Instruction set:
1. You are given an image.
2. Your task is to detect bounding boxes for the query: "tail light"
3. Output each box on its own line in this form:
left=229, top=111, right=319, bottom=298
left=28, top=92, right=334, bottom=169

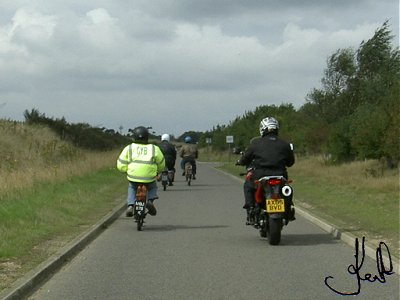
left=267, top=179, right=281, bottom=186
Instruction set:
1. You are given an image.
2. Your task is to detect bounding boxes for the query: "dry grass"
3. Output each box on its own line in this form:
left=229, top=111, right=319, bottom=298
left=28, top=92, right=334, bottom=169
left=0, top=119, right=121, bottom=195
left=293, top=156, right=399, bottom=192
left=290, top=156, right=399, bottom=257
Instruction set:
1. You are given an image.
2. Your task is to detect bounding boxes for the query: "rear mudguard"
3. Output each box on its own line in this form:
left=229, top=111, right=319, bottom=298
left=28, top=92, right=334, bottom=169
left=268, top=213, right=283, bottom=220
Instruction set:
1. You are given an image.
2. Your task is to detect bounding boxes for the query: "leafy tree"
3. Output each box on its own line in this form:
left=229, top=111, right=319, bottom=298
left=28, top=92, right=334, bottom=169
left=349, top=104, right=388, bottom=159
left=24, top=108, right=46, bottom=125
left=356, top=20, right=397, bottom=106
left=327, top=117, right=355, bottom=162
left=306, top=48, right=357, bottom=124
left=304, top=20, right=399, bottom=162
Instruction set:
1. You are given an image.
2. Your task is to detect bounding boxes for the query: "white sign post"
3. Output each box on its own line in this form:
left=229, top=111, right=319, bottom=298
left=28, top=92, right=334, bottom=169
left=226, top=136, right=234, bottom=162
left=206, top=138, right=212, bottom=159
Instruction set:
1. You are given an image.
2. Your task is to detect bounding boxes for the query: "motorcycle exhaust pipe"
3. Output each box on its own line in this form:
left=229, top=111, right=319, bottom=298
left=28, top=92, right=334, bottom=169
left=281, top=185, right=292, bottom=197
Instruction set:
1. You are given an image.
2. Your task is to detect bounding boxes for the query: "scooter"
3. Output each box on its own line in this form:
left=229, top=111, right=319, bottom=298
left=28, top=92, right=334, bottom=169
left=133, top=184, right=149, bottom=231
left=161, top=169, right=169, bottom=191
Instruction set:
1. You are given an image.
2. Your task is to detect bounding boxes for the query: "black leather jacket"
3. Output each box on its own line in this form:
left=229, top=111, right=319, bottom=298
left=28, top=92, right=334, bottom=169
left=158, top=141, right=177, bottom=169
left=239, top=132, right=294, bottom=178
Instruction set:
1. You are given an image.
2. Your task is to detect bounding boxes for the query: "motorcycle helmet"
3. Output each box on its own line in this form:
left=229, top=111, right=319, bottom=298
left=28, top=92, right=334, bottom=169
left=184, top=136, right=192, bottom=143
left=132, top=126, right=149, bottom=143
left=259, top=117, right=279, bottom=136
left=161, top=134, right=170, bottom=142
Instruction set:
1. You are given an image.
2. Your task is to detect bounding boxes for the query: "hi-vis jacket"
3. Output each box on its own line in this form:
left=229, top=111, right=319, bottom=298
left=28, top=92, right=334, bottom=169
left=117, top=142, right=165, bottom=183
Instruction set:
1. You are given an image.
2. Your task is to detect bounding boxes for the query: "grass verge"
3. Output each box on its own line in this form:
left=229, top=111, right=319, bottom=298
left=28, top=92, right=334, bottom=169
left=0, top=167, right=127, bottom=292
left=217, top=156, right=399, bottom=259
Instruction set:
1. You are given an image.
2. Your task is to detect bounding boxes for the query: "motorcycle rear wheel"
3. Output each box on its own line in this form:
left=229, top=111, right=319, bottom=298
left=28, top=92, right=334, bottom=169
left=268, top=218, right=282, bottom=245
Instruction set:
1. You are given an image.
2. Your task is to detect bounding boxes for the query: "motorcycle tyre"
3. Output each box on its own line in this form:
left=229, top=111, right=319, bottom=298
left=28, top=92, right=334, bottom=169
left=268, top=217, right=282, bottom=245
left=137, top=217, right=144, bottom=231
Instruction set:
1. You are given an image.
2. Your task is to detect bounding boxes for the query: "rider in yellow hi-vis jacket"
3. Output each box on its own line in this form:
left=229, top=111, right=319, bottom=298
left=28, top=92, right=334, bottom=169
left=117, top=126, right=165, bottom=217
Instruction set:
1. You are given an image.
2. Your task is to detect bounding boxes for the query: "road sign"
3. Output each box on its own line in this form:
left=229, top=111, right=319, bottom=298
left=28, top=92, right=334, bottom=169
left=226, top=136, right=233, bottom=144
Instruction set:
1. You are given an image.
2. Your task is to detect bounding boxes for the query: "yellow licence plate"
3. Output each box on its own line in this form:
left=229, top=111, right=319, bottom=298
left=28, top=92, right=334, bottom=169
left=266, top=199, right=285, bottom=213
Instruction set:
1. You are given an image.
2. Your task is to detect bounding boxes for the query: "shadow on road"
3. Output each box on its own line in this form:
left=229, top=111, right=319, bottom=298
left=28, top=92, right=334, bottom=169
left=139, top=224, right=230, bottom=232
left=280, top=233, right=339, bottom=246
left=159, top=188, right=207, bottom=192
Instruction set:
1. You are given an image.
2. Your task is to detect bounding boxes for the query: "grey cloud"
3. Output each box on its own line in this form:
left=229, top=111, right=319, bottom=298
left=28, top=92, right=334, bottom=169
left=0, top=0, right=397, bottom=136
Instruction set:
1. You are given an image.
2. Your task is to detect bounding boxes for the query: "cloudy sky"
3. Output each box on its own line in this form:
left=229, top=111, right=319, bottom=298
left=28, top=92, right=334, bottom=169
left=0, top=1, right=398, bottom=136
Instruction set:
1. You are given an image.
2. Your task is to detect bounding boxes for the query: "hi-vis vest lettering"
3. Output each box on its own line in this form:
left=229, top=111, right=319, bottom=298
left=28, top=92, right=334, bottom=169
left=136, top=146, right=148, bottom=156
left=128, top=144, right=155, bottom=165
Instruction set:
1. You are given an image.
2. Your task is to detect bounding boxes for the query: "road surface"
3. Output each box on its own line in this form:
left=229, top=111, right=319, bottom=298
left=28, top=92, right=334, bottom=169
left=29, top=162, right=399, bottom=300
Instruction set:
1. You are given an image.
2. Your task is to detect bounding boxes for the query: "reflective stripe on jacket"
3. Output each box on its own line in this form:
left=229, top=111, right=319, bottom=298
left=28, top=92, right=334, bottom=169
left=117, top=143, right=165, bottom=183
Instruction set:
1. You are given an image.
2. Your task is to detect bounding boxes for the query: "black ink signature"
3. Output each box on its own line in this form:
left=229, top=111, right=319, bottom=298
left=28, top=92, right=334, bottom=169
left=324, top=236, right=395, bottom=296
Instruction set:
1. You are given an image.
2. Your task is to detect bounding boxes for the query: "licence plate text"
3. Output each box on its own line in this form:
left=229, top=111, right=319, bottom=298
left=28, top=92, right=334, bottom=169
left=266, top=199, right=285, bottom=213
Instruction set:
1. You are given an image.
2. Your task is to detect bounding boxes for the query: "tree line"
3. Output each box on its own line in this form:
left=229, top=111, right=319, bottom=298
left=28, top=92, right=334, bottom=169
left=23, top=109, right=131, bottom=151
left=195, top=21, right=399, bottom=166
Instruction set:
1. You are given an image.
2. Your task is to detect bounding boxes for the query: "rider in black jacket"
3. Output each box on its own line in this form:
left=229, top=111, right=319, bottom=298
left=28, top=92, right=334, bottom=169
left=158, top=134, right=177, bottom=185
left=238, top=117, right=295, bottom=219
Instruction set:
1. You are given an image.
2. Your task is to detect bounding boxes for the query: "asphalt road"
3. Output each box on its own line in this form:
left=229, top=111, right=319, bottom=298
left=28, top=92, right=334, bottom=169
left=29, top=162, right=399, bottom=300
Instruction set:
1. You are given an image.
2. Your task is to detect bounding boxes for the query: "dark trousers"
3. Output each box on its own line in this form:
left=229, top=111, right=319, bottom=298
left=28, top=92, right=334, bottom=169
left=243, top=180, right=256, bottom=208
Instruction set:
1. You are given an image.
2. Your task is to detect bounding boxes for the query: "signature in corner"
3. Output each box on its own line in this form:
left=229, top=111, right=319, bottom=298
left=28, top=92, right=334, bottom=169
left=324, top=236, right=395, bottom=296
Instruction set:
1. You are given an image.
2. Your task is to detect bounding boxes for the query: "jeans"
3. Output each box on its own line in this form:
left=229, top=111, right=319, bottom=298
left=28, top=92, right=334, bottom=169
left=127, top=181, right=158, bottom=206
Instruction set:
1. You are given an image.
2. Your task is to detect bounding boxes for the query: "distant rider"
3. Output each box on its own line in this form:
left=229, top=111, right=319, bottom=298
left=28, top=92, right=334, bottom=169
left=158, top=133, right=177, bottom=186
left=237, top=117, right=295, bottom=221
left=117, top=126, right=165, bottom=217
left=180, top=136, right=198, bottom=179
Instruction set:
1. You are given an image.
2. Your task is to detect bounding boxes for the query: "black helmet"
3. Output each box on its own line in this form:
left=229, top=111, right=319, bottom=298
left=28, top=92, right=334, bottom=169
left=132, top=126, right=149, bottom=143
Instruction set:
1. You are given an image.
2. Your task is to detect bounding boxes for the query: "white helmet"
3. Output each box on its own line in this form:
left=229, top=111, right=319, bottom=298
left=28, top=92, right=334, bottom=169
left=259, top=117, right=279, bottom=136
left=161, top=134, right=170, bottom=142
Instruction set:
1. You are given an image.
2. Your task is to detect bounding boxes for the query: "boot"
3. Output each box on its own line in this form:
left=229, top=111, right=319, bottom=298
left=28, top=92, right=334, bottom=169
left=289, top=206, right=296, bottom=221
left=126, top=205, right=133, bottom=217
left=246, top=207, right=255, bottom=225
left=146, top=201, right=157, bottom=216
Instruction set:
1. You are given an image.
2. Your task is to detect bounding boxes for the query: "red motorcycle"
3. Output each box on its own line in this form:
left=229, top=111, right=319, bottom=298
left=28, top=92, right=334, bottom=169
left=255, top=175, right=294, bottom=245
left=242, top=168, right=295, bottom=245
